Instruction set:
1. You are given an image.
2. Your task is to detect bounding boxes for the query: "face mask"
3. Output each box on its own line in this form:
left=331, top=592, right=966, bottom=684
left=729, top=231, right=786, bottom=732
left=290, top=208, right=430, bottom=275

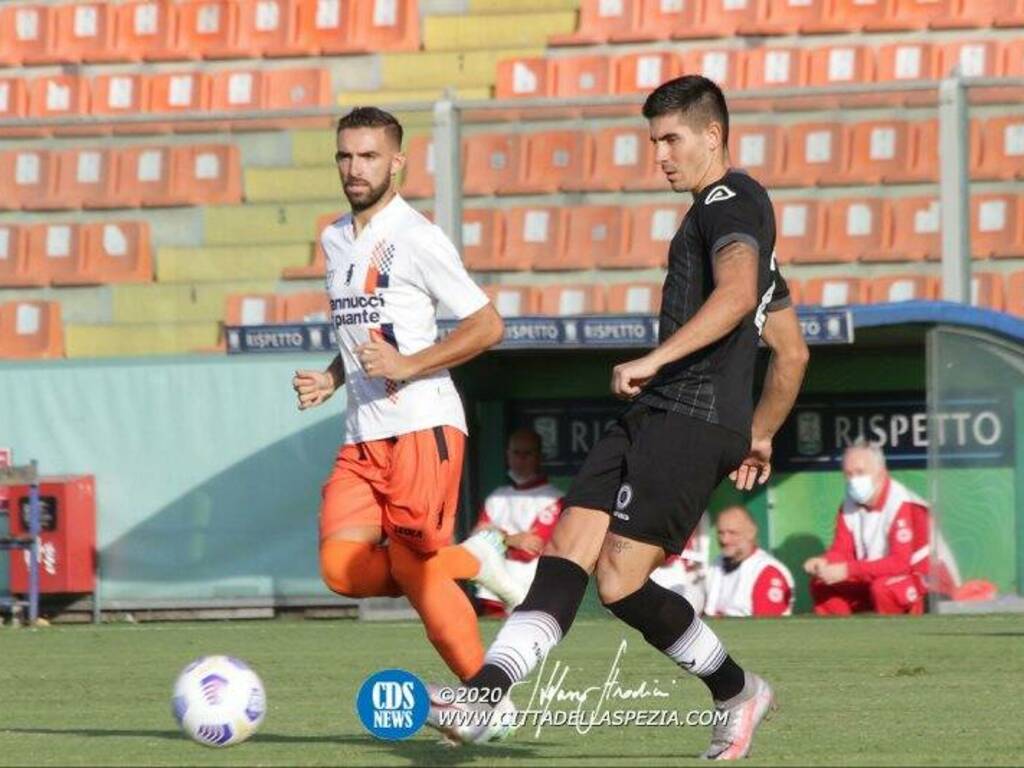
left=847, top=474, right=876, bottom=505
left=509, top=470, right=538, bottom=487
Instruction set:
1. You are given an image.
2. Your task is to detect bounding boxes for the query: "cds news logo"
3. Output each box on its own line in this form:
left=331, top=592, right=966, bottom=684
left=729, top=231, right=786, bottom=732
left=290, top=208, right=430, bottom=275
left=356, top=669, right=429, bottom=741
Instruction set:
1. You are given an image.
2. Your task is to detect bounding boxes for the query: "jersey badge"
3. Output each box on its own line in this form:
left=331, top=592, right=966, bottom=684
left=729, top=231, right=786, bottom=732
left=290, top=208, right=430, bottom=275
left=704, top=185, right=737, bottom=205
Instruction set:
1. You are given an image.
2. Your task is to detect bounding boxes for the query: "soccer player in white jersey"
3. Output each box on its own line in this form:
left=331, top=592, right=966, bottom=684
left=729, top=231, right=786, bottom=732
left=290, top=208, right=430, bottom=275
left=291, top=107, right=522, bottom=681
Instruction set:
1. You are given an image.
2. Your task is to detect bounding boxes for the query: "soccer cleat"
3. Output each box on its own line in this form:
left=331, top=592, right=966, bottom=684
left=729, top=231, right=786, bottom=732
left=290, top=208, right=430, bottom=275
left=425, top=683, right=518, bottom=745
left=700, top=672, right=776, bottom=760
left=460, top=529, right=528, bottom=608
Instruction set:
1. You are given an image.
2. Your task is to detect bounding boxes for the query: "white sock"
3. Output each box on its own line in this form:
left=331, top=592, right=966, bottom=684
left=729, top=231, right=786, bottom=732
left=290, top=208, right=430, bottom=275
left=482, top=610, right=562, bottom=685
left=663, top=617, right=727, bottom=677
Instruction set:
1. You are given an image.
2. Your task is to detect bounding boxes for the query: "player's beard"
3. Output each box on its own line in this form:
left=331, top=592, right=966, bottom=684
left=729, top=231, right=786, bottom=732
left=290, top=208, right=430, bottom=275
left=344, top=175, right=391, bottom=213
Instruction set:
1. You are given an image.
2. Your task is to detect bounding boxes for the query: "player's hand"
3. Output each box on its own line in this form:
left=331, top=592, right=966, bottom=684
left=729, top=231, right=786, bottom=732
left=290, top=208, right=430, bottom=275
left=507, top=532, right=544, bottom=556
left=803, top=556, right=826, bottom=576
left=356, top=339, right=414, bottom=380
left=292, top=369, right=336, bottom=410
left=730, top=435, right=773, bottom=490
left=818, top=562, right=848, bottom=585
left=611, top=355, right=660, bottom=399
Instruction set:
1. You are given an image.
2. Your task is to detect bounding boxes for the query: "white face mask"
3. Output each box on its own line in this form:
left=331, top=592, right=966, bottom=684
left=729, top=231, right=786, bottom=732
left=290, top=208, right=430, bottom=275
left=508, top=470, right=538, bottom=487
left=847, top=474, right=876, bottom=505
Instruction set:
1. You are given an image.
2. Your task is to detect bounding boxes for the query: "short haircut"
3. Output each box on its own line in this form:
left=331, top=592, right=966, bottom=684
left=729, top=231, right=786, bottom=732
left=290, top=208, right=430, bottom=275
left=642, top=75, right=730, bottom=146
left=846, top=438, right=887, bottom=470
left=336, top=106, right=403, bottom=149
left=507, top=427, right=542, bottom=453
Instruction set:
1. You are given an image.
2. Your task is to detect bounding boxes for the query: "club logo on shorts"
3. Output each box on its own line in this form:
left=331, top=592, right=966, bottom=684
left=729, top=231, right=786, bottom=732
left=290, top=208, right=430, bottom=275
left=704, top=185, right=736, bottom=205
left=615, top=483, right=633, bottom=512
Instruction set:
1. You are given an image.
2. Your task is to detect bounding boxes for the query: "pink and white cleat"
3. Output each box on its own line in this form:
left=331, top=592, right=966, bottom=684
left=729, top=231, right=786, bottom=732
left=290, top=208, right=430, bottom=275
left=700, top=672, right=776, bottom=760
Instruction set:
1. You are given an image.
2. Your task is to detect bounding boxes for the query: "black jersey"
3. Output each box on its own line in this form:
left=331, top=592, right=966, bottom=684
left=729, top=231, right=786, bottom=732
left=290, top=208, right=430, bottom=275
left=635, top=169, right=790, bottom=439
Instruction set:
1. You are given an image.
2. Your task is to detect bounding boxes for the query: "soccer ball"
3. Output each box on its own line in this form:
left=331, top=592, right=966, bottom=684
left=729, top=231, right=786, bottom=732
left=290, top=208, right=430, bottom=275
left=171, top=655, right=266, bottom=747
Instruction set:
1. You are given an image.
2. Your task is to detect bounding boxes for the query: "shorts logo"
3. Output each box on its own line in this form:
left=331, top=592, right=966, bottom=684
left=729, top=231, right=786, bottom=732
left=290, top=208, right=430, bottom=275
left=615, top=483, right=633, bottom=511
left=704, top=185, right=736, bottom=205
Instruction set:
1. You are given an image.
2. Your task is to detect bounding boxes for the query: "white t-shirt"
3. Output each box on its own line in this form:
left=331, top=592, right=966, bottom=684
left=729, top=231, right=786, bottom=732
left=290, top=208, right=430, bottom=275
left=321, top=194, right=489, bottom=444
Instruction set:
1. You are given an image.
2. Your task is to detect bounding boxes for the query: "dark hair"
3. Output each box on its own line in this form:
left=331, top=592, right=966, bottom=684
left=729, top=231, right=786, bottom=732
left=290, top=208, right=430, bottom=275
left=336, top=106, right=403, bottom=149
left=642, top=75, right=729, bottom=147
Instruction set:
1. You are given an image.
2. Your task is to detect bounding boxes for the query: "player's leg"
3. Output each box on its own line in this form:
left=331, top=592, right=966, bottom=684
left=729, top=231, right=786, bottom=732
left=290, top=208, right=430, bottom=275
left=869, top=575, right=925, bottom=615
left=810, top=579, right=871, bottom=615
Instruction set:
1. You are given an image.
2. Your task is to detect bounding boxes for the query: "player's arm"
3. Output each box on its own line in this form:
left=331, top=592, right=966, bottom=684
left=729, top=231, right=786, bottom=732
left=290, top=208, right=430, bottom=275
left=292, top=354, right=345, bottom=411
left=612, top=240, right=759, bottom=398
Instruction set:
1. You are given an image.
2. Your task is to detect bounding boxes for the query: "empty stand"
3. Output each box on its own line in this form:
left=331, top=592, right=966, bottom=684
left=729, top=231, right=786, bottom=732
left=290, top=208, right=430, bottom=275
left=740, top=0, right=829, bottom=35
left=57, top=221, right=154, bottom=285
left=504, top=207, right=565, bottom=271
left=116, top=0, right=183, bottom=61
left=774, top=199, right=824, bottom=264
left=876, top=197, right=941, bottom=263
left=971, top=194, right=1024, bottom=259
left=463, top=133, right=522, bottom=196
left=148, top=72, right=212, bottom=122
left=614, top=52, right=680, bottom=94
left=607, top=282, right=662, bottom=314
left=2, top=4, right=59, bottom=66
left=283, top=291, right=330, bottom=322
left=237, top=0, right=306, bottom=58
left=483, top=284, right=539, bottom=317
left=675, top=0, right=752, bottom=38
left=177, top=0, right=243, bottom=60
left=684, top=48, right=744, bottom=93
left=729, top=124, right=786, bottom=188
left=172, top=145, right=243, bottom=205
left=834, top=121, right=921, bottom=185
left=868, top=274, right=938, bottom=303
left=0, top=78, right=29, bottom=124
left=461, top=209, right=510, bottom=271
left=814, top=198, right=888, bottom=263
left=27, top=223, right=86, bottom=285
left=612, top=0, right=698, bottom=43
left=282, top=212, right=341, bottom=279
left=55, top=2, right=119, bottom=63
left=559, top=206, right=628, bottom=271
left=801, top=45, right=876, bottom=108
left=549, top=0, right=636, bottom=45
left=500, top=131, right=586, bottom=195
left=994, top=0, right=1024, bottom=27
left=776, top=122, right=845, bottom=187
left=970, top=272, right=1005, bottom=310
left=803, top=0, right=886, bottom=32
left=864, top=0, right=952, bottom=31
left=801, top=276, right=867, bottom=306
left=0, top=149, right=59, bottom=211
left=54, top=148, right=119, bottom=209
left=401, top=135, right=435, bottom=200
left=554, top=56, right=613, bottom=99
left=0, top=301, right=64, bottom=359
left=28, top=75, right=89, bottom=124
left=226, top=293, right=286, bottom=325
left=496, top=57, right=552, bottom=99
left=972, top=116, right=1024, bottom=180
left=91, top=74, right=148, bottom=129
left=0, top=225, right=46, bottom=288
left=564, top=127, right=651, bottom=192
left=116, top=146, right=182, bottom=207
left=538, top=284, right=605, bottom=315
left=743, top=47, right=805, bottom=92
left=617, top=204, right=681, bottom=268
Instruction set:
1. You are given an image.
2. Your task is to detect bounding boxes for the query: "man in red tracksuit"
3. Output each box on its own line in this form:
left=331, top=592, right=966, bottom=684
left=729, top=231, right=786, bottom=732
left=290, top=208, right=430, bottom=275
left=804, top=440, right=929, bottom=615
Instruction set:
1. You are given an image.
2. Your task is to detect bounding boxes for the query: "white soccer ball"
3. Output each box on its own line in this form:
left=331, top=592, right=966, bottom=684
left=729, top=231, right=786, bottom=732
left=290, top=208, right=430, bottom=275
left=172, top=655, right=266, bottom=747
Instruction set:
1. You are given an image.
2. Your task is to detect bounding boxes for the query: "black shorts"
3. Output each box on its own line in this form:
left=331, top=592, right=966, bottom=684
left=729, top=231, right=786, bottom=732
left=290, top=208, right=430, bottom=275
left=562, top=404, right=748, bottom=554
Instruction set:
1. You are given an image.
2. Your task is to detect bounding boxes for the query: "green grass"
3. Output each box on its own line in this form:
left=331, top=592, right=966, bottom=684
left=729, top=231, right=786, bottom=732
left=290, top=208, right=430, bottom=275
left=1, top=614, right=1023, bottom=766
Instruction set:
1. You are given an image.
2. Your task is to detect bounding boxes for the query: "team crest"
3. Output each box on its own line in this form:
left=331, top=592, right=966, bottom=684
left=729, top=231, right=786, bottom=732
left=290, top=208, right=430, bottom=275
left=704, top=185, right=737, bottom=205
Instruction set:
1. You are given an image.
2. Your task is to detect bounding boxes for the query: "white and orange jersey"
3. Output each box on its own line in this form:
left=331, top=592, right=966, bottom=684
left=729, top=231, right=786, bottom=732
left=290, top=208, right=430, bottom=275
left=321, top=194, right=489, bottom=444
left=704, top=549, right=794, bottom=618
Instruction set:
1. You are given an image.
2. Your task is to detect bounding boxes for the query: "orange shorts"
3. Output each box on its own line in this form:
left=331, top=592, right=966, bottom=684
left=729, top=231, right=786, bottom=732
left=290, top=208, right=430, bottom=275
left=319, top=425, right=465, bottom=554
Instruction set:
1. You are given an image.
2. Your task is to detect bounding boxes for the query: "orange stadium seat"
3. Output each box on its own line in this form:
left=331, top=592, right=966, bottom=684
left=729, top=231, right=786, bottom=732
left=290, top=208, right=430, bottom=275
left=774, top=199, right=824, bottom=264
left=994, top=0, right=1024, bottom=26
left=0, top=225, right=45, bottom=288
left=2, top=4, right=59, bottom=66
left=460, top=209, right=510, bottom=272
left=263, top=67, right=330, bottom=113
left=55, top=221, right=153, bottom=285
left=226, top=293, right=286, bottom=325
left=495, top=57, right=552, bottom=99
left=620, top=204, right=682, bottom=268
left=550, top=0, right=636, bottom=45
left=503, top=207, right=564, bottom=271
left=613, top=0, right=698, bottom=42
left=739, top=0, right=828, bottom=35
left=0, top=77, right=29, bottom=123
left=971, top=194, right=1024, bottom=259
left=347, top=0, right=419, bottom=52
left=463, top=133, right=522, bottom=196
left=28, top=75, right=89, bottom=123
left=937, top=40, right=1000, bottom=78
left=0, top=149, right=59, bottom=211
left=115, top=1, right=184, bottom=62
left=54, top=2, right=119, bottom=63
left=776, top=122, right=845, bottom=187
left=683, top=48, right=744, bottom=93
left=1008, top=270, right=1024, bottom=316
left=54, top=148, right=119, bottom=210
left=210, top=70, right=265, bottom=112
left=283, top=291, right=330, bottom=322
left=802, top=276, right=867, bottom=307
left=675, top=0, right=752, bottom=38
left=970, top=273, right=1005, bottom=310
left=875, top=41, right=940, bottom=106
left=801, top=45, right=876, bottom=108
left=538, top=284, right=606, bottom=315
left=236, top=0, right=303, bottom=57
left=172, top=144, right=242, bottom=205
left=834, top=121, right=917, bottom=185
left=0, top=301, right=64, bottom=359
left=288, top=0, right=356, bottom=54
left=874, top=197, right=941, bottom=263
left=803, top=0, right=885, bottom=32
left=868, top=274, right=938, bottom=303
left=812, top=198, right=888, bottom=263
left=785, top=277, right=803, bottom=305
left=483, top=285, right=540, bottom=317
left=401, top=135, right=435, bottom=200
left=729, top=124, right=786, bottom=188
left=148, top=72, right=213, bottom=128
left=90, top=74, right=148, bottom=130
left=116, top=146, right=185, bottom=207
left=27, top=223, right=86, bottom=284
left=614, top=52, right=681, bottom=94
left=554, top=56, right=613, bottom=99
left=972, top=116, right=1024, bottom=180
left=559, top=206, right=627, bottom=271
left=742, top=47, right=805, bottom=92
left=500, top=131, right=586, bottom=195
left=177, top=0, right=242, bottom=59
left=607, top=282, right=662, bottom=314
left=932, top=0, right=1000, bottom=27
left=564, top=127, right=650, bottom=192
left=864, top=0, right=952, bottom=31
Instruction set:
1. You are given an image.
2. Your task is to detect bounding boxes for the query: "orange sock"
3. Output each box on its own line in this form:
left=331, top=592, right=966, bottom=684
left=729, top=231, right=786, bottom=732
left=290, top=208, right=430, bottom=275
left=319, top=539, right=403, bottom=598
left=389, top=539, right=485, bottom=681
left=435, top=543, right=480, bottom=581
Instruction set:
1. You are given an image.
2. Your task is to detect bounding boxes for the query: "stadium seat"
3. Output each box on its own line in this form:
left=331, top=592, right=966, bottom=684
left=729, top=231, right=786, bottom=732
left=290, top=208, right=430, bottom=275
left=289, top=0, right=361, bottom=54
left=115, top=146, right=184, bottom=207
left=938, top=40, right=1000, bottom=78
left=875, top=42, right=940, bottom=106
left=0, top=77, right=29, bottom=123
left=27, top=223, right=86, bottom=285
left=868, top=275, right=938, bottom=303
left=564, top=126, right=650, bottom=192
left=614, top=52, right=680, bottom=94
left=495, top=57, right=552, bottom=99
left=560, top=206, right=628, bottom=271
left=177, top=0, right=243, bottom=59
left=55, top=221, right=154, bottom=286
left=463, top=133, right=522, bottom=196
left=864, top=0, right=951, bottom=31
left=54, top=2, right=118, bottom=63
left=554, top=56, right=613, bottom=99
left=225, top=293, right=286, bottom=325
left=401, top=135, right=435, bottom=200
left=814, top=198, right=888, bottom=263
left=970, top=272, right=1005, bottom=310
left=803, top=0, right=885, bottom=32
left=0, top=300, right=64, bottom=359
left=0, top=149, right=59, bottom=211
left=28, top=75, right=89, bottom=123
left=801, top=45, right=876, bottom=109
left=834, top=121, right=918, bottom=185
left=606, top=282, right=662, bottom=314
left=0, top=225, right=45, bottom=288
left=729, top=124, right=786, bottom=188
left=684, top=48, right=744, bottom=93
left=619, top=204, right=681, bottom=268
left=774, top=199, right=824, bottom=264
left=210, top=69, right=265, bottom=112
left=500, top=131, right=586, bottom=195
left=236, top=0, right=305, bottom=57
left=503, top=207, right=564, bottom=271
left=776, top=122, right=845, bottom=187
left=739, top=0, right=828, bottom=35
left=90, top=74, right=148, bottom=131
left=612, top=0, right=698, bottom=42
left=147, top=72, right=213, bottom=130
left=483, top=284, right=540, bottom=317
left=115, top=0, right=184, bottom=62
left=675, top=0, right=752, bottom=38
left=54, top=148, right=119, bottom=209
left=461, top=208, right=512, bottom=271
left=538, top=284, right=606, bottom=315
left=283, top=291, right=330, bottom=322
left=875, top=196, right=940, bottom=263
left=971, top=194, right=1024, bottom=259
left=2, top=4, right=59, bottom=66
left=801, top=276, right=867, bottom=306
left=994, top=0, right=1024, bottom=26
left=742, top=47, right=805, bottom=92
left=785, top=276, right=802, bottom=306
left=1006, top=270, right=1024, bottom=316
left=350, top=0, right=419, bottom=51
left=258, top=68, right=330, bottom=127
left=931, top=0, right=999, bottom=27
left=172, top=144, right=243, bottom=205
left=549, top=0, right=636, bottom=45
left=972, top=116, right=1024, bottom=181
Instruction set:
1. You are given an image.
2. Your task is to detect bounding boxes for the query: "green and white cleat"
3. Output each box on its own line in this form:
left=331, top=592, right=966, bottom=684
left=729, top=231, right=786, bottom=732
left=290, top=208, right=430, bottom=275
left=701, top=672, right=776, bottom=760
left=426, top=683, right=519, bottom=745
left=460, top=529, right=528, bottom=608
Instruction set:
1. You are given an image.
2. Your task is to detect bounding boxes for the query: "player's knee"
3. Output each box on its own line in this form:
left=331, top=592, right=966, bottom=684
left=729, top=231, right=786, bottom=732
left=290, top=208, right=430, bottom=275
left=319, top=542, right=363, bottom=597
left=595, top=559, right=644, bottom=605
left=868, top=578, right=889, bottom=601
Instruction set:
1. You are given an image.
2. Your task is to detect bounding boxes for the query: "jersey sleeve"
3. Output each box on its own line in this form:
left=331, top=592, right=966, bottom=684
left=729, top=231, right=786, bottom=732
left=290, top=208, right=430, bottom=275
left=824, top=509, right=857, bottom=564
left=414, top=225, right=489, bottom=320
left=767, top=267, right=792, bottom=312
left=529, top=498, right=563, bottom=543
left=750, top=565, right=792, bottom=616
left=696, top=183, right=768, bottom=260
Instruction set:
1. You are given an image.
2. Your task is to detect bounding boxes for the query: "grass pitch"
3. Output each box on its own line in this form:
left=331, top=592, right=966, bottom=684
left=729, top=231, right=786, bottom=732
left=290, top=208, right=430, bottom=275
left=1, top=613, right=1022, bottom=767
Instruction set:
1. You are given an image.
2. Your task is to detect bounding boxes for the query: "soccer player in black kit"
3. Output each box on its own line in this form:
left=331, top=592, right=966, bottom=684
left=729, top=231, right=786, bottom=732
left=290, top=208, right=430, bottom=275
left=428, top=75, right=810, bottom=760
